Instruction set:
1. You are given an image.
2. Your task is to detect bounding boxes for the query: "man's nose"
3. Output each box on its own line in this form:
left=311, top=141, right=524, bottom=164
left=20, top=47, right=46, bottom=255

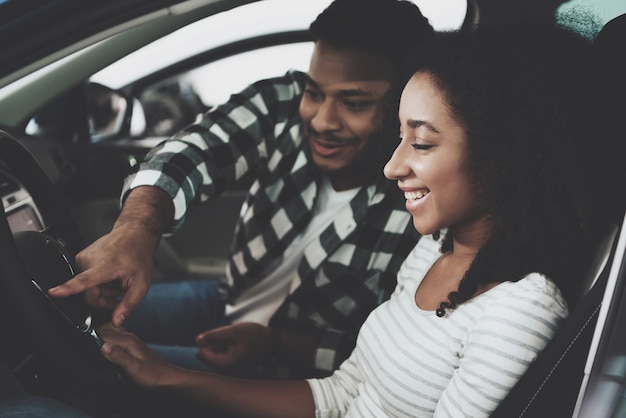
left=310, top=100, right=342, bottom=132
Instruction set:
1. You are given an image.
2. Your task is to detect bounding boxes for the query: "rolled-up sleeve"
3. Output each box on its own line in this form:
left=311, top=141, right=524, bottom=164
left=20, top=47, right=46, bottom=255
left=121, top=71, right=305, bottom=232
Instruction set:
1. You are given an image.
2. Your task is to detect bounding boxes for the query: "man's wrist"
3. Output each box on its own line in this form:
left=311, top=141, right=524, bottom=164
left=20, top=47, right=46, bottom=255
left=117, top=186, right=174, bottom=237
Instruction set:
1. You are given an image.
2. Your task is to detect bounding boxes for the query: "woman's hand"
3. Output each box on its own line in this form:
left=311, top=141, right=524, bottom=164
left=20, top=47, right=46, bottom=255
left=98, top=323, right=180, bottom=389
left=99, top=324, right=316, bottom=418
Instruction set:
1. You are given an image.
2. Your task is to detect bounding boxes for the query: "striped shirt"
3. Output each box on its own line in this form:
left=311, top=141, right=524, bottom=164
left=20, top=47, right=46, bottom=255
left=307, top=233, right=568, bottom=417
left=124, top=70, right=420, bottom=378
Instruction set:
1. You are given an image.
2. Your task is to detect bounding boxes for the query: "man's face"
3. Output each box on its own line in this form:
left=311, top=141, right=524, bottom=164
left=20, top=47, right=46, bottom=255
left=299, top=41, right=393, bottom=191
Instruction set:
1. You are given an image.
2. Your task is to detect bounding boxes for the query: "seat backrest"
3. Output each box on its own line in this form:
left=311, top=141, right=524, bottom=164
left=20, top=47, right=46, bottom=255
left=489, top=221, right=620, bottom=418
left=490, top=14, right=626, bottom=417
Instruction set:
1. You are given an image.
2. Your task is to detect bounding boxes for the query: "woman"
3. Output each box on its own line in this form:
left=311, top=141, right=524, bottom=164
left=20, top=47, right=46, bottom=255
left=98, top=26, right=596, bottom=417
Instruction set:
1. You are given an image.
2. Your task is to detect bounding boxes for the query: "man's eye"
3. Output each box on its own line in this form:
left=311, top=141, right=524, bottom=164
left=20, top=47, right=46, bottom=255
left=304, top=89, right=322, bottom=101
left=343, top=100, right=372, bottom=111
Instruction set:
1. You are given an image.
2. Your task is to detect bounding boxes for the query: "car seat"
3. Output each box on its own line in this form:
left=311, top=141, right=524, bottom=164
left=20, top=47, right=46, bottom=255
left=490, top=220, right=621, bottom=417
left=490, top=14, right=626, bottom=418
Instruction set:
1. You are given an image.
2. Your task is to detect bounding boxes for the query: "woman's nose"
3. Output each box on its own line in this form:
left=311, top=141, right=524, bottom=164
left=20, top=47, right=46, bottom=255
left=384, top=143, right=410, bottom=180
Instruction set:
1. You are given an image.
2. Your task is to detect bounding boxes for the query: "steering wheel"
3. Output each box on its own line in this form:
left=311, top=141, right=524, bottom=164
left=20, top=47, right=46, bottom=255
left=0, top=130, right=135, bottom=416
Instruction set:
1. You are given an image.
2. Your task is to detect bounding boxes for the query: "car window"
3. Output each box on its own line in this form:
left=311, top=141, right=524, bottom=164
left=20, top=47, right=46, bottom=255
left=90, top=0, right=467, bottom=90
left=558, top=0, right=626, bottom=26
left=136, top=43, right=315, bottom=137
left=181, top=43, right=314, bottom=107
left=556, top=0, right=626, bottom=38
left=19, top=0, right=467, bottom=140
left=89, top=0, right=467, bottom=138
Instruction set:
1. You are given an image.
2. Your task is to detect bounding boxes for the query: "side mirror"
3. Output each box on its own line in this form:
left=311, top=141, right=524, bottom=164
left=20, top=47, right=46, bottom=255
left=87, top=82, right=146, bottom=142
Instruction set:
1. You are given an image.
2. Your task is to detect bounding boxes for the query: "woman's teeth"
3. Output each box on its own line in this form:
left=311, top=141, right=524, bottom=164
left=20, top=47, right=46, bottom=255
left=405, top=190, right=429, bottom=200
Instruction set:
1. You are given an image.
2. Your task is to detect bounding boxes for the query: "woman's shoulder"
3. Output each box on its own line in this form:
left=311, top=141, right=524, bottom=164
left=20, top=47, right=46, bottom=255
left=483, top=273, right=569, bottom=318
left=499, top=273, right=563, bottom=298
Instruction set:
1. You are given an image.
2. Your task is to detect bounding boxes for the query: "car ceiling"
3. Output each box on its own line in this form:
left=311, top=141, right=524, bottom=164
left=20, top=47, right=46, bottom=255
left=0, top=0, right=260, bottom=87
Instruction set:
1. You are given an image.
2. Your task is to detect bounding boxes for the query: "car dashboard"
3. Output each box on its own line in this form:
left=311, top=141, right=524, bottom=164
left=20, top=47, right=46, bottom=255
left=1, top=170, right=44, bottom=234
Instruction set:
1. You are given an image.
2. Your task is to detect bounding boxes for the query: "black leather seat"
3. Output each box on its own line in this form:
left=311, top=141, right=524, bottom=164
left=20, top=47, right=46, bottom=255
left=490, top=222, right=620, bottom=417
left=490, top=14, right=626, bottom=417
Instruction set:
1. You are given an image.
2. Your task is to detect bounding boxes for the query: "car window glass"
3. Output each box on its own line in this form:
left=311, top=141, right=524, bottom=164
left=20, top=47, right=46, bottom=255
left=183, top=43, right=313, bottom=107
left=137, top=43, right=314, bottom=137
left=93, top=0, right=468, bottom=139
left=557, top=0, right=626, bottom=38
left=22, top=0, right=468, bottom=141
left=90, top=0, right=466, bottom=90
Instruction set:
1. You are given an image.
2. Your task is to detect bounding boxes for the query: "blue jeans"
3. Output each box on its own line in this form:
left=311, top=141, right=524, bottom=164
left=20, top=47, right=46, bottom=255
left=0, top=396, right=92, bottom=417
left=123, top=278, right=227, bottom=372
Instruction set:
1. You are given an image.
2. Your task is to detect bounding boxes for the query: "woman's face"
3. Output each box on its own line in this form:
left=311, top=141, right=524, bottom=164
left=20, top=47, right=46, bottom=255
left=384, top=72, right=486, bottom=236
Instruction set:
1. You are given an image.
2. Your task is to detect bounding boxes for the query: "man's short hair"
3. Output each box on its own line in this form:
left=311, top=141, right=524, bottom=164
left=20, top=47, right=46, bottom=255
left=309, top=0, right=434, bottom=66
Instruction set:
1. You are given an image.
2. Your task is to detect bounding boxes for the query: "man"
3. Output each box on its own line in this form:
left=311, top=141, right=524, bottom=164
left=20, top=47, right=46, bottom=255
left=50, top=0, right=432, bottom=379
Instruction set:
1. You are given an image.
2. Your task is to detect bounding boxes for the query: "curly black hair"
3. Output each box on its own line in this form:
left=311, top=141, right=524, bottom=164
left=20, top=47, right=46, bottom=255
left=400, top=26, right=600, bottom=314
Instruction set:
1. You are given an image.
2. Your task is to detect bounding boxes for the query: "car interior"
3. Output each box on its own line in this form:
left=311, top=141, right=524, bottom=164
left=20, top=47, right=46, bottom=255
left=0, top=0, right=625, bottom=417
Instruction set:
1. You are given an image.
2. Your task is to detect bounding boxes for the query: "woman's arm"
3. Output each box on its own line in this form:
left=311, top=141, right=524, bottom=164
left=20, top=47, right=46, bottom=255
left=98, top=323, right=316, bottom=418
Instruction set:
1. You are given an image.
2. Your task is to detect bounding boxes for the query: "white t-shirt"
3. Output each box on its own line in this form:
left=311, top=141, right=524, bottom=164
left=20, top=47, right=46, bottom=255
left=225, top=176, right=359, bottom=325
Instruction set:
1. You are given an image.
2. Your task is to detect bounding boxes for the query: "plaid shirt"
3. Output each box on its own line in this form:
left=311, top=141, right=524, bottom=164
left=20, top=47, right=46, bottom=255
left=125, top=70, right=420, bottom=378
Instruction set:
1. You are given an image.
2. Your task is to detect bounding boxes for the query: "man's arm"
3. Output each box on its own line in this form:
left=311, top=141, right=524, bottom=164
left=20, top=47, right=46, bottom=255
left=49, top=186, right=174, bottom=327
left=50, top=72, right=305, bottom=326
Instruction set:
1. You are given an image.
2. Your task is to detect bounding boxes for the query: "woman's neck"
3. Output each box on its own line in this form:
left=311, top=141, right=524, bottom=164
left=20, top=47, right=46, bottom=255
left=448, top=215, right=494, bottom=258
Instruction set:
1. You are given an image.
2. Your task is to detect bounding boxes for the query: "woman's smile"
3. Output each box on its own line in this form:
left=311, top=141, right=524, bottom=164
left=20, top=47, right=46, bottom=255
left=404, top=188, right=430, bottom=212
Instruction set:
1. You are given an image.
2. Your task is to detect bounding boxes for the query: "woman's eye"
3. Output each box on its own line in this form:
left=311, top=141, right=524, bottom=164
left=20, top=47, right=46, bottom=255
left=411, top=143, right=433, bottom=151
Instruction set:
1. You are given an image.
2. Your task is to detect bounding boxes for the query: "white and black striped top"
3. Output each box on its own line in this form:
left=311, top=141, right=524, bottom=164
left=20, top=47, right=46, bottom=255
left=308, top=233, right=568, bottom=417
